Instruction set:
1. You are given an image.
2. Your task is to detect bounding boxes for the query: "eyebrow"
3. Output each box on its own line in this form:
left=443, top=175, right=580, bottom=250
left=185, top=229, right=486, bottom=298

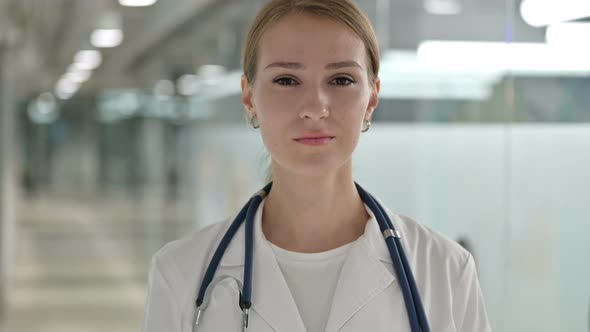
left=264, top=61, right=362, bottom=70
left=326, top=61, right=362, bottom=70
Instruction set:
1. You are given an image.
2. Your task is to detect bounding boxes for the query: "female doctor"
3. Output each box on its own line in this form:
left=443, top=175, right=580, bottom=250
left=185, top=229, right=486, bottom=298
left=141, top=0, right=492, bottom=331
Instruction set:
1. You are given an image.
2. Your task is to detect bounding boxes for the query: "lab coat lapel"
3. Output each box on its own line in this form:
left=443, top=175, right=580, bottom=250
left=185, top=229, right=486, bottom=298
left=250, top=236, right=307, bottom=331
left=324, top=205, right=397, bottom=332
left=217, top=199, right=307, bottom=331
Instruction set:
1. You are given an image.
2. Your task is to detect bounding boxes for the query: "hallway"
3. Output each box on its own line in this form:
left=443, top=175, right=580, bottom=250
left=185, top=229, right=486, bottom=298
left=0, top=193, right=185, bottom=332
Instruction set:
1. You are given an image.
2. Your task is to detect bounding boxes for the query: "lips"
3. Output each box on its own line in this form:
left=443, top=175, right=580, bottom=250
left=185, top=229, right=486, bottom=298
left=294, top=135, right=334, bottom=146
left=294, top=132, right=335, bottom=140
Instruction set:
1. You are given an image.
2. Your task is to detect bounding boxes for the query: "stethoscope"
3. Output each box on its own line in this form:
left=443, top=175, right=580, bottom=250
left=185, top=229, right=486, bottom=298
left=193, top=182, right=430, bottom=332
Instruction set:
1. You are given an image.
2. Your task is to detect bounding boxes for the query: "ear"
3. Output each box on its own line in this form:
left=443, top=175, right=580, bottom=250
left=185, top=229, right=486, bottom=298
left=241, top=74, right=255, bottom=117
left=365, top=77, right=380, bottom=120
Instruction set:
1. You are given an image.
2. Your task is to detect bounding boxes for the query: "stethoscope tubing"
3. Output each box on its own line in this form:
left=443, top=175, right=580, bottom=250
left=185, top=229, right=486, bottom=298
left=376, top=194, right=430, bottom=331
left=356, top=183, right=430, bottom=332
left=195, top=182, right=430, bottom=332
left=196, top=196, right=253, bottom=307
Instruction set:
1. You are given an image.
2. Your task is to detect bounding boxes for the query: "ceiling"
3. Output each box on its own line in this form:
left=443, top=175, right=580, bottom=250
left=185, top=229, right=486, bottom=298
left=0, top=0, right=550, bottom=99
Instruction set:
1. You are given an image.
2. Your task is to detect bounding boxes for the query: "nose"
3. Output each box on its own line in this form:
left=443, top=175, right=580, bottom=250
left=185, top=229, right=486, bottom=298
left=299, top=87, right=330, bottom=121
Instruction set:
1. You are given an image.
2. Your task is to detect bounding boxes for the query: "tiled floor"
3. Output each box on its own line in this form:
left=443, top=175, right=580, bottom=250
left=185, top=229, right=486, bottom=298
left=0, top=193, right=187, bottom=332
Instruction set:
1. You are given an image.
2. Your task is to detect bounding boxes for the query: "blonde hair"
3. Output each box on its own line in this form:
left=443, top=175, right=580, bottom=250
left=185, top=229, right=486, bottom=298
left=242, top=0, right=380, bottom=85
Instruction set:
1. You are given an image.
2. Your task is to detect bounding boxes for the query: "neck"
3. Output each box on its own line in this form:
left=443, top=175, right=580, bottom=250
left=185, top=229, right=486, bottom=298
left=261, top=163, right=369, bottom=253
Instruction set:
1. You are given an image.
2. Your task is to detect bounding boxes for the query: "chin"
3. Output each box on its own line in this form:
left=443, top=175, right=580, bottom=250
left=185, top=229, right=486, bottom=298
left=282, top=156, right=350, bottom=179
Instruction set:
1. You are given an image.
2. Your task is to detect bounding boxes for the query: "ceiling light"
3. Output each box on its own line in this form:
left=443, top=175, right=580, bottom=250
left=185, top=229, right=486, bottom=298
left=424, top=0, right=462, bottom=15
left=63, top=70, right=91, bottom=84
left=73, top=50, right=102, bottom=70
left=91, top=29, right=124, bottom=48
left=118, top=0, right=158, bottom=7
left=55, top=79, right=80, bottom=100
left=198, top=65, right=226, bottom=86
left=177, top=74, right=200, bottom=96
left=546, top=22, right=590, bottom=48
left=520, top=0, right=590, bottom=27
left=417, top=40, right=590, bottom=75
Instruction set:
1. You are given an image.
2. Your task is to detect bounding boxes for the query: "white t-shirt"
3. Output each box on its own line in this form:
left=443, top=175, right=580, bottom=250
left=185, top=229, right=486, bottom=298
left=269, top=240, right=355, bottom=332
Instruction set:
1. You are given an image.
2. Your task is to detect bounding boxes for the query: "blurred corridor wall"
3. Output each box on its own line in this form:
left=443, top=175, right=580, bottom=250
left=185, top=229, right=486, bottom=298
left=0, top=46, right=18, bottom=318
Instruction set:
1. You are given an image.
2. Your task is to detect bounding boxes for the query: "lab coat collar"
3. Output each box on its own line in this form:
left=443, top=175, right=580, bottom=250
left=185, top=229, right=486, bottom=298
left=361, top=197, right=399, bottom=265
left=325, top=197, right=399, bottom=331
left=217, top=195, right=399, bottom=332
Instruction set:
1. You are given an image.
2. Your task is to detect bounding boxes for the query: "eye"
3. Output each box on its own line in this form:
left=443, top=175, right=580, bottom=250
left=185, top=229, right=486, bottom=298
left=331, top=76, right=356, bottom=86
left=273, top=77, right=299, bottom=86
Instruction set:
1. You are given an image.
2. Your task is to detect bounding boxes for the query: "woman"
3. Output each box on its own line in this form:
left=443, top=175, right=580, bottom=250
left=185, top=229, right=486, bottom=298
left=141, top=0, right=492, bottom=331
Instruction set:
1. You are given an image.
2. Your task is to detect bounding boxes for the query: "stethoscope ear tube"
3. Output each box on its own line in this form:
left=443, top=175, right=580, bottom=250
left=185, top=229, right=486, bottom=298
left=194, top=275, right=244, bottom=332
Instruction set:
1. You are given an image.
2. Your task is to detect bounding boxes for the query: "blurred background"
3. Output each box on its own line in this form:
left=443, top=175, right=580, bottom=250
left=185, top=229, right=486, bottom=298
left=0, top=0, right=589, bottom=331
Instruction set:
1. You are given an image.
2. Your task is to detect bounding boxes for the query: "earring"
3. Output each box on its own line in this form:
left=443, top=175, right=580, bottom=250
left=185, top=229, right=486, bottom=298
left=249, top=114, right=260, bottom=129
left=361, top=119, right=371, bottom=132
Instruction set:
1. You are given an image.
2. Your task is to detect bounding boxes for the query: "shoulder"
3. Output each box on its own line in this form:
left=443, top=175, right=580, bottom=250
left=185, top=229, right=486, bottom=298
left=390, top=213, right=491, bottom=330
left=149, top=218, right=231, bottom=288
left=389, top=210, right=472, bottom=276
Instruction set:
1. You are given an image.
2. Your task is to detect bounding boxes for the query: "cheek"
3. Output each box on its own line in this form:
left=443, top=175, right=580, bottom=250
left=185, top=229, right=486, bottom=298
left=332, top=90, right=370, bottom=120
left=258, top=104, right=289, bottom=135
left=252, top=88, right=288, bottom=119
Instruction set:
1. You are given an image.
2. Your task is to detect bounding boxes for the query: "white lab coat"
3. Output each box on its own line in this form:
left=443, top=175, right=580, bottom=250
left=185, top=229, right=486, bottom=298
left=141, top=196, right=492, bottom=332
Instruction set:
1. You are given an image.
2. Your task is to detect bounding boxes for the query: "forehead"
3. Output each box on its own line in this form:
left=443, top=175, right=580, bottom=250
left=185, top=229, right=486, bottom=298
left=258, top=13, right=367, bottom=68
